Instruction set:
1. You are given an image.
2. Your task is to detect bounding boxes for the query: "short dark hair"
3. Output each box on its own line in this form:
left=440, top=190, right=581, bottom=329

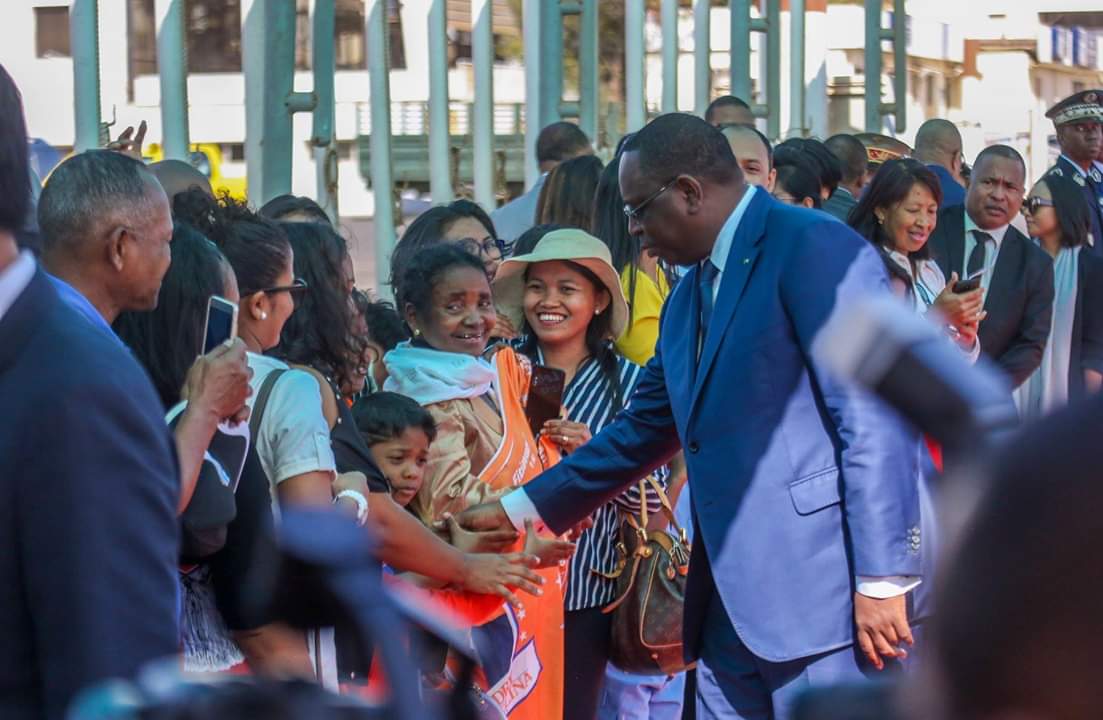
left=535, top=154, right=604, bottom=229
left=704, top=95, right=751, bottom=125
left=173, top=189, right=291, bottom=298
left=0, top=64, right=31, bottom=234
left=38, top=150, right=161, bottom=257
left=512, top=223, right=565, bottom=258
left=389, top=199, right=498, bottom=296
left=720, top=123, right=773, bottom=168
left=352, top=391, right=437, bottom=447
left=352, top=289, right=410, bottom=352
left=825, top=134, right=869, bottom=187
left=1038, top=172, right=1091, bottom=249
left=621, top=113, right=738, bottom=187
left=973, top=144, right=1026, bottom=177
left=271, top=221, right=363, bottom=387
left=849, top=159, right=943, bottom=286
left=258, top=194, right=331, bottom=225
left=113, top=223, right=227, bottom=408
left=536, top=122, right=591, bottom=165
left=774, top=163, right=823, bottom=209
left=396, top=242, right=488, bottom=320
left=774, top=138, right=843, bottom=197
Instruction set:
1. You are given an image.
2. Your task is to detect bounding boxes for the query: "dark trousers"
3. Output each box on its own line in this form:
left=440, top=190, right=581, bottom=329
left=564, top=606, right=612, bottom=720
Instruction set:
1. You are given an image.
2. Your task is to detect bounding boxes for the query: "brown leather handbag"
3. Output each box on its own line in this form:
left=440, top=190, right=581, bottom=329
left=599, top=476, right=692, bottom=676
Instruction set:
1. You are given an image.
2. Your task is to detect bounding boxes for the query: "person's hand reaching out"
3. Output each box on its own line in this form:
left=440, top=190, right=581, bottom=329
left=522, top=518, right=575, bottom=568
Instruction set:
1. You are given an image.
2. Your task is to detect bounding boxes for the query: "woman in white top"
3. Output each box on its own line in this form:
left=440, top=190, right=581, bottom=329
left=849, top=158, right=984, bottom=361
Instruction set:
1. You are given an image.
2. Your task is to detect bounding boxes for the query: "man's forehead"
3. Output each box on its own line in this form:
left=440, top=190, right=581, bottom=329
left=975, top=155, right=1023, bottom=181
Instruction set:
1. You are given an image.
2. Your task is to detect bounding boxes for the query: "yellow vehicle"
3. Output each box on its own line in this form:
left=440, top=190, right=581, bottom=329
left=144, top=142, right=247, bottom=201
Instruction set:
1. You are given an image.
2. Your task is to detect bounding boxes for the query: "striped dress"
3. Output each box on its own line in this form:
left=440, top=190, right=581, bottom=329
left=530, top=346, right=667, bottom=611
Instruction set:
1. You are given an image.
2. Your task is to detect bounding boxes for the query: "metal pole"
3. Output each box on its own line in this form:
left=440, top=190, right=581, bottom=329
left=864, top=0, right=882, bottom=133
left=522, top=0, right=541, bottom=186
left=242, top=0, right=298, bottom=204
left=70, top=0, right=101, bottom=152
left=312, top=0, right=338, bottom=222
left=366, top=0, right=395, bottom=295
left=471, top=0, right=495, bottom=211
left=730, top=0, right=751, bottom=103
left=694, top=0, right=711, bottom=115
left=539, top=1, right=562, bottom=129
left=765, top=0, right=781, bottom=140
left=661, top=0, right=679, bottom=113
left=155, top=0, right=189, bottom=159
left=428, top=0, right=453, bottom=202
left=625, top=1, right=646, bottom=132
left=579, top=0, right=598, bottom=140
left=787, top=0, right=805, bottom=138
left=892, top=0, right=907, bottom=133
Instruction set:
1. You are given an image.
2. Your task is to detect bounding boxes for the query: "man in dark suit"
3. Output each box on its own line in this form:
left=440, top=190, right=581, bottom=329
left=1044, top=90, right=1103, bottom=253
left=928, top=145, right=1055, bottom=389
left=823, top=133, right=868, bottom=221
left=913, top=118, right=967, bottom=209
left=0, top=67, right=179, bottom=720
left=458, top=114, right=923, bottom=719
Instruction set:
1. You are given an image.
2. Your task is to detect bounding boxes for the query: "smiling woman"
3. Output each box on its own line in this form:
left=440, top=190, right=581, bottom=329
left=382, top=242, right=570, bottom=719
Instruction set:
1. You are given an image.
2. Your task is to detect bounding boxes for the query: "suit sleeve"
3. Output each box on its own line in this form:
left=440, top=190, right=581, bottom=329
left=996, top=249, right=1055, bottom=388
left=1080, top=256, right=1103, bottom=374
left=780, top=221, right=921, bottom=578
left=522, top=303, right=683, bottom=535
left=20, top=372, right=179, bottom=717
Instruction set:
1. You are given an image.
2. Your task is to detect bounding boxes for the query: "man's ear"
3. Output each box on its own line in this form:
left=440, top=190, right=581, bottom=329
left=766, top=168, right=777, bottom=193
left=105, top=226, right=128, bottom=272
left=680, top=175, right=706, bottom=215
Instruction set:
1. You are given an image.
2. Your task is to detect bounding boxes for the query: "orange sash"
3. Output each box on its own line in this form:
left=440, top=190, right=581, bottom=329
left=468, top=348, right=566, bottom=719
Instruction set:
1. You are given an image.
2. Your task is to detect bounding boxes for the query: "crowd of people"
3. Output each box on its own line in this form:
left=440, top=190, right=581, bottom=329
left=5, top=51, right=1103, bottom=720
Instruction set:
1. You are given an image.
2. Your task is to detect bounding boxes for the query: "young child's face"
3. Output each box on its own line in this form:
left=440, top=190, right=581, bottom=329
left=371, top=427, right=431, bottom=507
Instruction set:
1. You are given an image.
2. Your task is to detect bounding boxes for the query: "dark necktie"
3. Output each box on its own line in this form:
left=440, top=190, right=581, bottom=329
left=698, top=260, right=719, bottom=339
left=967, top=231, right=992, bottom=276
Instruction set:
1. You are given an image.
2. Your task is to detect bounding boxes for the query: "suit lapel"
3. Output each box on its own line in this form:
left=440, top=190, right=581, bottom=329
left=689, top=190, right=769, bottom=413
left=985, top=229, right=1021, bottom=314
left=947, top=207, right=966, bottom=278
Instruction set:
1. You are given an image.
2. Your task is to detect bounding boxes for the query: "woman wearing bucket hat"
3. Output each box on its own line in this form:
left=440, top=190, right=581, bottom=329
left=494, top=226, right=672, bottom=720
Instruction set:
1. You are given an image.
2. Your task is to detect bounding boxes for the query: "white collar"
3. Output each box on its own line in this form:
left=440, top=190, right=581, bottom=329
left=964, top=211, right=1009, bottom=247
left=0, top=251, right=35, bottom=323
left=708, top=185, right=758, bottom=273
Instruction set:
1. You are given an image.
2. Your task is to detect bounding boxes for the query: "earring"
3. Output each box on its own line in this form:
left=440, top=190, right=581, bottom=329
left=413, top=328, right=421, bottom=337
left=594, top=309, right=600, bottom=315
left=260, top=311, right=268, bottom=320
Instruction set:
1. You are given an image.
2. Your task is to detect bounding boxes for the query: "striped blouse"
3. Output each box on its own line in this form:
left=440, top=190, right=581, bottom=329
left=528, top=345, right=667, bottom=611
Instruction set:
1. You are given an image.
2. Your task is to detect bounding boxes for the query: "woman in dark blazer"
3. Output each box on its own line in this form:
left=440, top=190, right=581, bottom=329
left=1017, top=170, right=1103, bottom=420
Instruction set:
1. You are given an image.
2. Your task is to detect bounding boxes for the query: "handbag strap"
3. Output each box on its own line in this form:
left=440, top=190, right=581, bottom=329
left=638, top=473, right=688, bottom=542
left=249, top=368, right=288, bottom=440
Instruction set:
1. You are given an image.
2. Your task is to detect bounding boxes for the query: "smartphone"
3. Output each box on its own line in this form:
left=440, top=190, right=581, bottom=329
left=201, top=295, right=238, bottom=355
left=953, top=269, right=984, bottom=294
left=526, top=365, right=566, bottom=438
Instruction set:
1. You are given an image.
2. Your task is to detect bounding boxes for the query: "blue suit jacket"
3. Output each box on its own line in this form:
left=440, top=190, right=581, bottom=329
left=524, top=190, right=922, bottom=662
left=0, top=268, right=180, bottom=720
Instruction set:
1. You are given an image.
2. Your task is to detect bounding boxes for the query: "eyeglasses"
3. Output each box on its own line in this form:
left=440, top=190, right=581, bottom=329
left=456, top=236, right=506, bottom=259
left=623, top=178, right=677, bottom=222
left=247, top=277, right=310, bottom=306
left=1021, top=196, right=1055, bottom=215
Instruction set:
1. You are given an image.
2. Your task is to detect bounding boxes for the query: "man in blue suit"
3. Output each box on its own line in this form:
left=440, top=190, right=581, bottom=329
left=0, top=67, right=179, bottom=720
left=458, top=114, right=923, bottom=718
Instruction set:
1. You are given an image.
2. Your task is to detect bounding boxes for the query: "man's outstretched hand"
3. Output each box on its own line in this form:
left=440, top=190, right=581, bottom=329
left=452, top=500, right=514, bottom=533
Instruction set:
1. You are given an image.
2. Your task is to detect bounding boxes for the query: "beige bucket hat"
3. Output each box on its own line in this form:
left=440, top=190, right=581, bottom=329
left=492, top=228, right=630, bottom=341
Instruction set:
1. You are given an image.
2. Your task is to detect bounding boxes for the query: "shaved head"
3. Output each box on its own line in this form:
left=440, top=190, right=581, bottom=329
left=915, top=119, right=962, bottom=160
left=149, top=159, right=213, bottom=204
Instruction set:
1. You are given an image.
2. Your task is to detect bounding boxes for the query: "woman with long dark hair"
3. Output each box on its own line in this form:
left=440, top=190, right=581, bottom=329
left=849, top=158, right=982, bottom=357
left=1016, top=170, right=1103, bottom=419
left=535, top=154, right=605, bottom=229
left=590, top=156, right=675, bottom=366
left=494, top=226, right=671, bottom=719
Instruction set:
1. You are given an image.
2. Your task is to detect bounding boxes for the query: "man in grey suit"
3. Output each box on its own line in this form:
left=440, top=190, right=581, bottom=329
left=491, top=122, right=591, bottom=244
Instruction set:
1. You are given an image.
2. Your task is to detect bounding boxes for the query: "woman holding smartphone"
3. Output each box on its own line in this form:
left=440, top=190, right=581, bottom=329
left=849, top=158, right=983, bottom=359
left=494, top=226, right=671, bottom=720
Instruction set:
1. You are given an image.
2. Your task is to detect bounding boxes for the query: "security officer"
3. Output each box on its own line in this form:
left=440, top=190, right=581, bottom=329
left=1044, top=90, right=1103, bottom=253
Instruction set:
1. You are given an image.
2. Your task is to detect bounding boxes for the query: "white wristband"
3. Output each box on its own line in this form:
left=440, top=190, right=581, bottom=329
left=335, top=489, right=370, bottom=526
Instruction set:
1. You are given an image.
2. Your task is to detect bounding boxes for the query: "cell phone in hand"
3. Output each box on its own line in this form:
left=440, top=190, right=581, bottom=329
left=201, top=295, right=238, bottom=356
left=952, top=269, right=984, bottom=294
left=526, top=365, right=566, bottom=438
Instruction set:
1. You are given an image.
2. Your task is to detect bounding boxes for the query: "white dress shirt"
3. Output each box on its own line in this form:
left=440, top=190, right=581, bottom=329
left=0, top=251, right=35, bottom=323
left=503, top=188, right=914, bottom=598
left=962, top=212, right=1009, bottom=304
